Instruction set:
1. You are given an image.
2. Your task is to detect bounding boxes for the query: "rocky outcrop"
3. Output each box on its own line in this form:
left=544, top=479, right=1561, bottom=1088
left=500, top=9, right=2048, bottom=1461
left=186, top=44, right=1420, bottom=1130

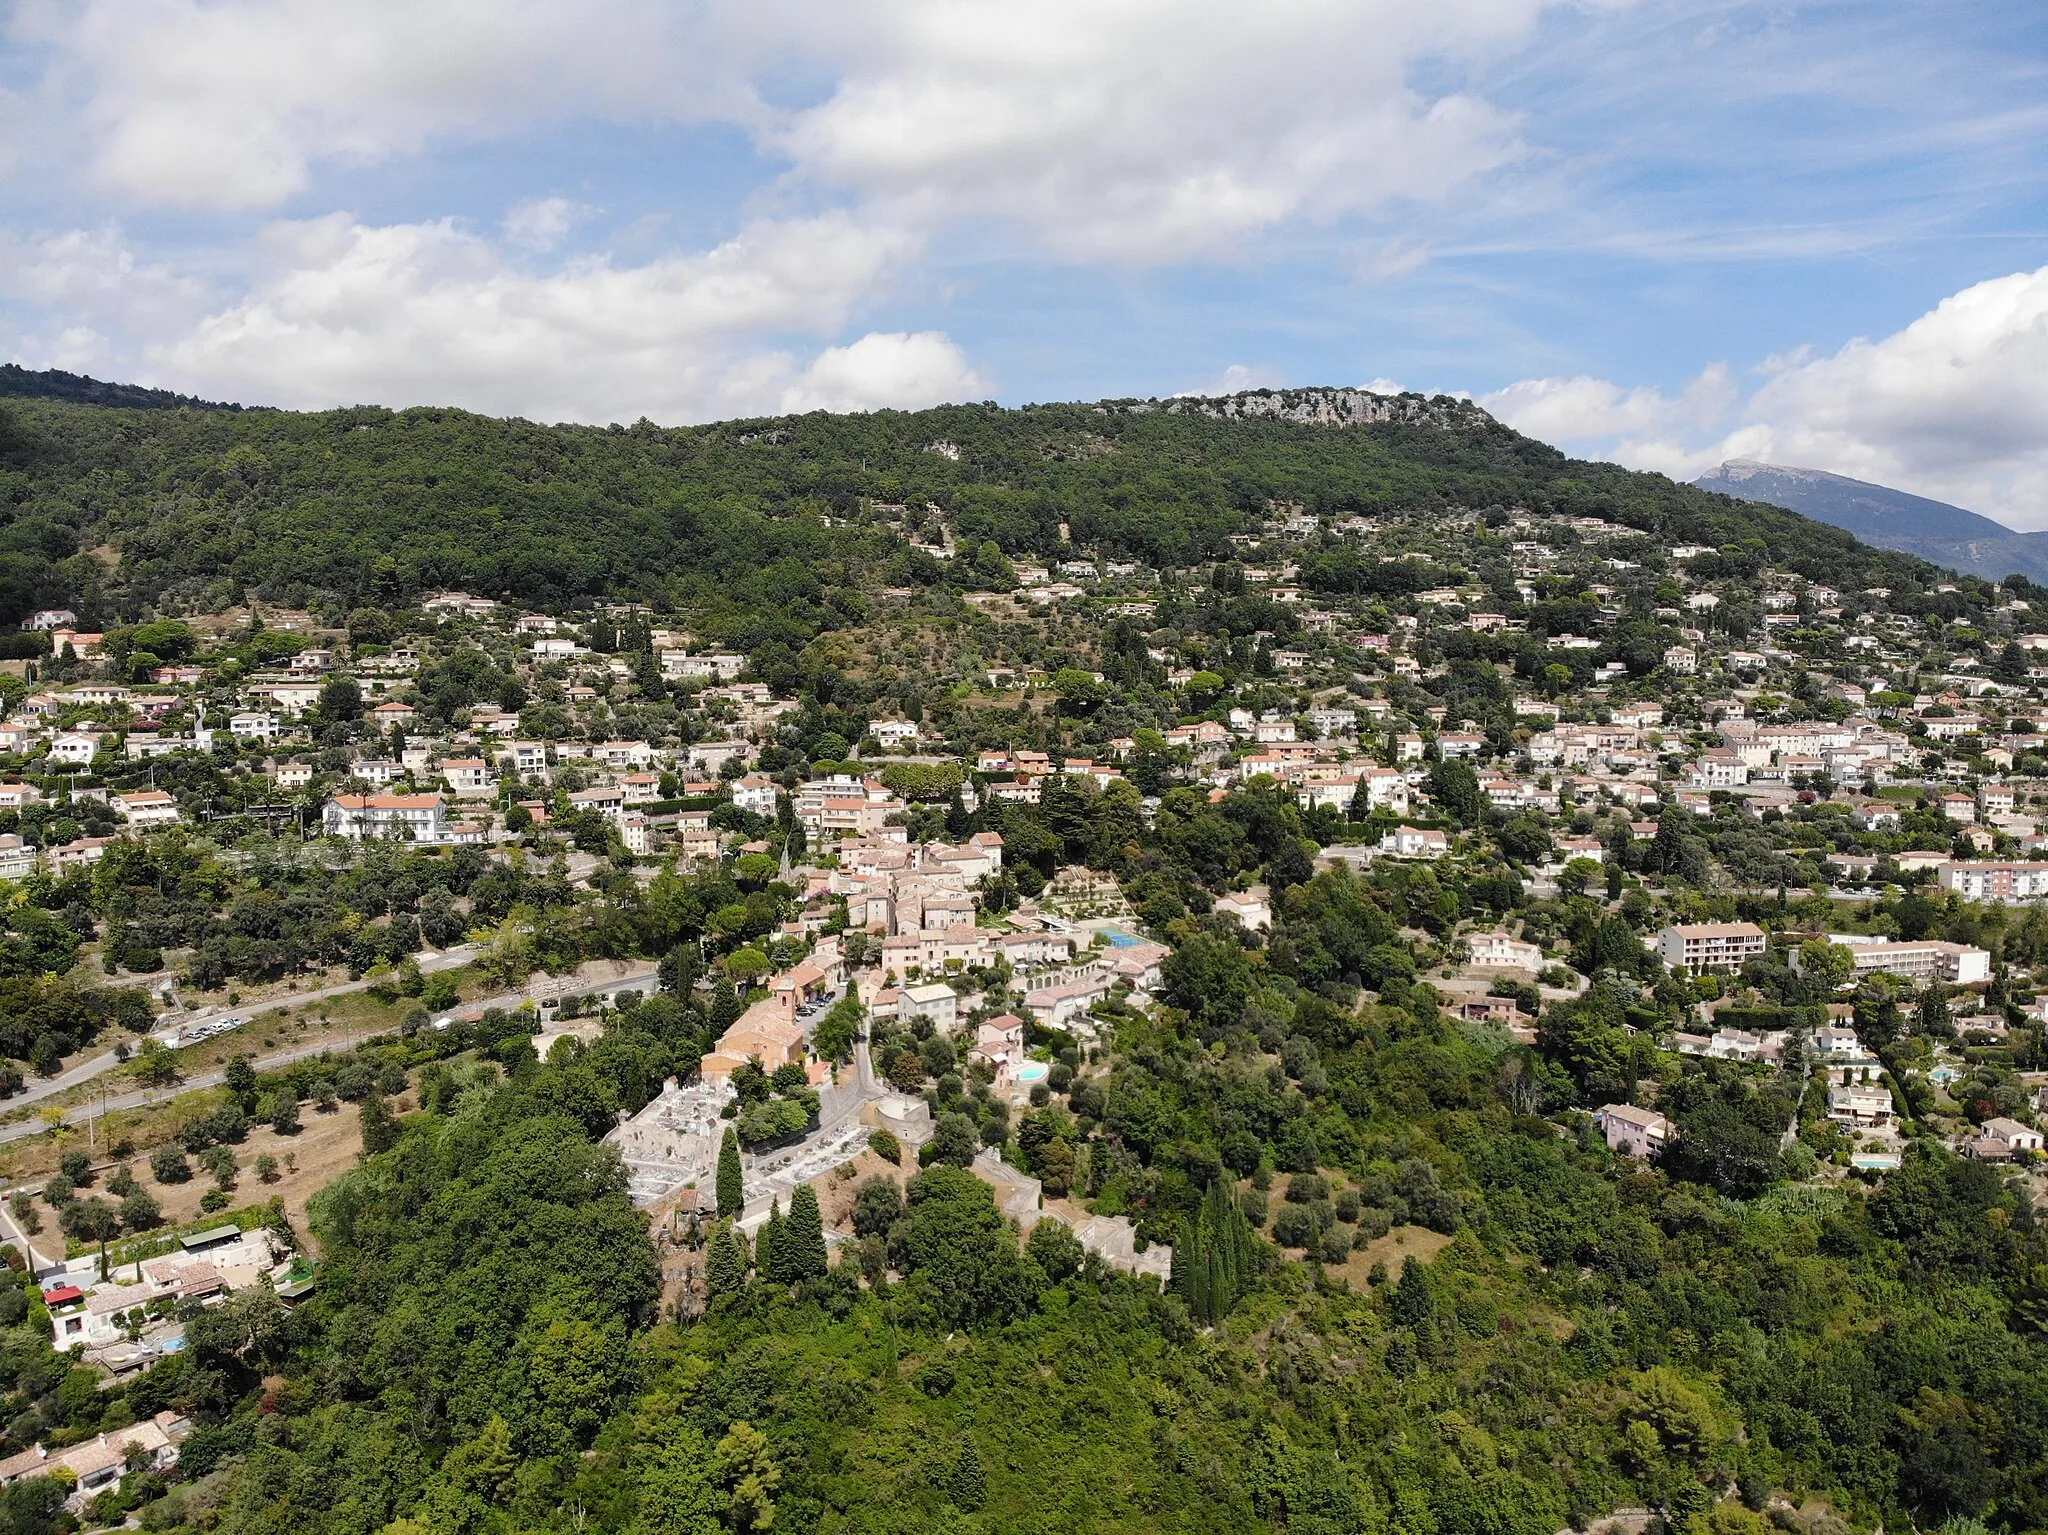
left=1107, top=387, right=1495, bottom=431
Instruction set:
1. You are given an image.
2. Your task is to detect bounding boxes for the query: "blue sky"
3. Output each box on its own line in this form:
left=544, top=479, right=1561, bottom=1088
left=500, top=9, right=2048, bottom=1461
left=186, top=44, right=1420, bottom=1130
left=2, top=0, right=2046, bottom=521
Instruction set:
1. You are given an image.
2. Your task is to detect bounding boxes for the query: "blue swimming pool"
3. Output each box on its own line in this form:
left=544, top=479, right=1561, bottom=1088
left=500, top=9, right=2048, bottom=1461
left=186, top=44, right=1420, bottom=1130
left=1016, top=1062, right=1050, bottom=1082
left=1103, top=929, right=1139, bottom=948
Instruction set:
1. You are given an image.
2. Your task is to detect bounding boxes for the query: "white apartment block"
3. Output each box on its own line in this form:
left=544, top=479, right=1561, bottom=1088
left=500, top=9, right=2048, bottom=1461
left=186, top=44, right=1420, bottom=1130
left=1654, top=922, right=1768, bottom=974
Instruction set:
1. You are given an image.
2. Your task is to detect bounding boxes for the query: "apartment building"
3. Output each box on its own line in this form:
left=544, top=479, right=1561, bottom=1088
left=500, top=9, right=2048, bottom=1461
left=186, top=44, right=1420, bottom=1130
left=1654, top=922, right=1769, bottom=974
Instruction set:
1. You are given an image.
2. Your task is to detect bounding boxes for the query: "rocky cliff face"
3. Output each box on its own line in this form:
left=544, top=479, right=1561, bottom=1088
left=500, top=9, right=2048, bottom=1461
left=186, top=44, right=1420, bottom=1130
left=1111, top=387, right=1493, bottom=430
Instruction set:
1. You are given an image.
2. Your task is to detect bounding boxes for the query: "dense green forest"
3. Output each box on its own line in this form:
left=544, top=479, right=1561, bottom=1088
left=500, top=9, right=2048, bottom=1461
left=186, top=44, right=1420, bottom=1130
left=11, top=931, right=2036, bottom=1535
left=0, top=373, right=1936, bottom=632
left=4, top=789, right=2044, bottom=1534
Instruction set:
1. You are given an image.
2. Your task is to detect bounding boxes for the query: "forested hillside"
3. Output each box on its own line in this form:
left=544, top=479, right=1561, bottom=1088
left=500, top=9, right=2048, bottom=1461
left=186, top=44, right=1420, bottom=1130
left=1, top=374, right=2041, bottom=1535
left=35, top=864, right=2045, bottom=1535
left=0, top=377, right=1939, bottom=633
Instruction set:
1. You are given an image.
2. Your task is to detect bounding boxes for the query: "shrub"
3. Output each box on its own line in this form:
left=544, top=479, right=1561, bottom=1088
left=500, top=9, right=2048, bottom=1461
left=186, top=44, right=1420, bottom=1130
left=1270, top=1203, right=1322, bottom=1251
left=8, top=1192, right=41, bottom=1235
left=1320, top=1226, right=1353, bottom=1264
left=150, top=1147, right=192, bottom=1185
left=1285, top=1173, right=1329, bottom=1204
left=1334, top=1189, right=1362, bottom=1223
left=1026, top=1218, right=1086, bottom=1283
left=199, top=1189, right=229, bottom=1213
left=120, top=1189, right=162, bottom=1232
left=851, top=1176, right=904, bottom=1239
left=200, top=1147, right=237, bottom=1188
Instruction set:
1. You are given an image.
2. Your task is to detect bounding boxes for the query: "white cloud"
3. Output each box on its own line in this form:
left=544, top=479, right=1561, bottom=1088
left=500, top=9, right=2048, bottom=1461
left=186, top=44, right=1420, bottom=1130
left=780, top=332, right=983, bottom=414
left=1482, top=265, right=2048, bottom=527
left=0, top=225, right=215, bottom=374
left=20, top=0, right=739, bottom=210
left=1177, top=363, right=1286, bottom=397
left=1482, top=363, right=1737, bottom=449
left=24, top=0, right=1567, bottom=261
left=501, top=196, right=594, bottom=252
left=774, top=0, right=1552, bottom=261
left=1742, top=265, right=2048, bottom=510
left=128, top=210, right=954, bottom=422
left=0, top=0, right=1592, bottom=422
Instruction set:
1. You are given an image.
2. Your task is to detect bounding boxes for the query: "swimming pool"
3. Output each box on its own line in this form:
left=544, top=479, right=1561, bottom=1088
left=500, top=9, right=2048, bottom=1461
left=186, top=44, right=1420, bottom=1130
left=1015, top=1062, right=1050, bottom=1082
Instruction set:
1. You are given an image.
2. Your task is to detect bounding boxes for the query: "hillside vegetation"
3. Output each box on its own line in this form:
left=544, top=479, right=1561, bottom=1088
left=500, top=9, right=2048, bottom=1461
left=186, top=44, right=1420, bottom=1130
left=0, top=380, right=1938, bottom=632
left=0, top=376, right=2039, bottom=1535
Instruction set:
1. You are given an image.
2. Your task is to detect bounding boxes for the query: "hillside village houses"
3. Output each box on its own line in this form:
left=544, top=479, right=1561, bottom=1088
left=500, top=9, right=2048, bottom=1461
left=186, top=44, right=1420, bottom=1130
left=10, top=553, right=2048, bottom=923
left=10, top=503, right=2048, bottom=1186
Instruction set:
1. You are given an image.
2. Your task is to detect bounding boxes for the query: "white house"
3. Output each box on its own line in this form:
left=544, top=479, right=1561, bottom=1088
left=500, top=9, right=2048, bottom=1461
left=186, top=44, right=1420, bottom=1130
left=900, top=982, right=959, bottom=1032
left=48, top=731, right=102, bottom=766
left=1595, top=1104, right=1674, bottom=1159
left=730, top=773, right=778, bottom=815
left=1467, top=931, right=1544, bottom=970
left=322, top=792, right=451, bottom=843
left=970, top=1013, right=1027, bottom=1068
left=0, top=835, right=37, bottom=881
left=113, top=789, right=182, bottom=828
left=1024, top=977, right=1111, bottom=1032
left=441, top=758, right=494, bottom=795
left=1379, top=825, right=1449, bottom=858
left=1213, top=888, right=1272, bottom=931
left=1978, top=1116, right=2044, bottom=1155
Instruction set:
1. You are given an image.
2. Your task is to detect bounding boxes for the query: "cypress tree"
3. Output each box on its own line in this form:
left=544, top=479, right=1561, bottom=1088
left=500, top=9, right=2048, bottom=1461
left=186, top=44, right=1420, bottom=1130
left=1392, top=1255, right=1434, bottom=1327
left=1173, top=1180, right=1259, bottom=1324
left=707, top=1222, right=746, bottom=1297
left=949, top=1438, right=987, bottom=1512
left=786, top=1184, right=829, bottom=1281
left=359, top=1092, right=400, bottom=1156
left=717, top=1127, right=743, bottom=1218
left=760, top=1199, right=785, bottom=1283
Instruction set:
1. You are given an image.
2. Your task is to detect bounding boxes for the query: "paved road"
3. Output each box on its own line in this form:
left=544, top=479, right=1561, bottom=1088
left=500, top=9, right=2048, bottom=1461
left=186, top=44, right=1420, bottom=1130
left=0, top=1196, right=55, bottom=1271
left=0, top=956, right=655, bottom=1148
left=3, top=943, right=486, bottom=1116
left=734, top=1033, right=886, bottom=1228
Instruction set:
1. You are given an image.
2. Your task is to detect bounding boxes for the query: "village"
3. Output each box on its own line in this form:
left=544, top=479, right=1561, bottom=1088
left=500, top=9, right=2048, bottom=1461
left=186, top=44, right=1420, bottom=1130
left=5, top=496, right=2048, bottom=1513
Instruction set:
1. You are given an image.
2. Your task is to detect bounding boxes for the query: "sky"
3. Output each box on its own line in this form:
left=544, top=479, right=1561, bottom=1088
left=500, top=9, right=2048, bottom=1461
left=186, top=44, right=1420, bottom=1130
left=1, top=1, right=2046, bottom=522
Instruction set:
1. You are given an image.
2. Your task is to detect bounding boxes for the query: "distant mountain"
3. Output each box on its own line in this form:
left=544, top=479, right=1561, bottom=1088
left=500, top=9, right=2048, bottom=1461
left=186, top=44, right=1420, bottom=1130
left=0, top=362, right=242, bottom=411
left=1693, top=458, right=2048, bottom=584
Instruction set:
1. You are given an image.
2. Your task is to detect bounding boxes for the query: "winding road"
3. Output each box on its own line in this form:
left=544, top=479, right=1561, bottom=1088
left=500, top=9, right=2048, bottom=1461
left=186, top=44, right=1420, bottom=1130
left=0, top=951, right=657, bottom=1148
